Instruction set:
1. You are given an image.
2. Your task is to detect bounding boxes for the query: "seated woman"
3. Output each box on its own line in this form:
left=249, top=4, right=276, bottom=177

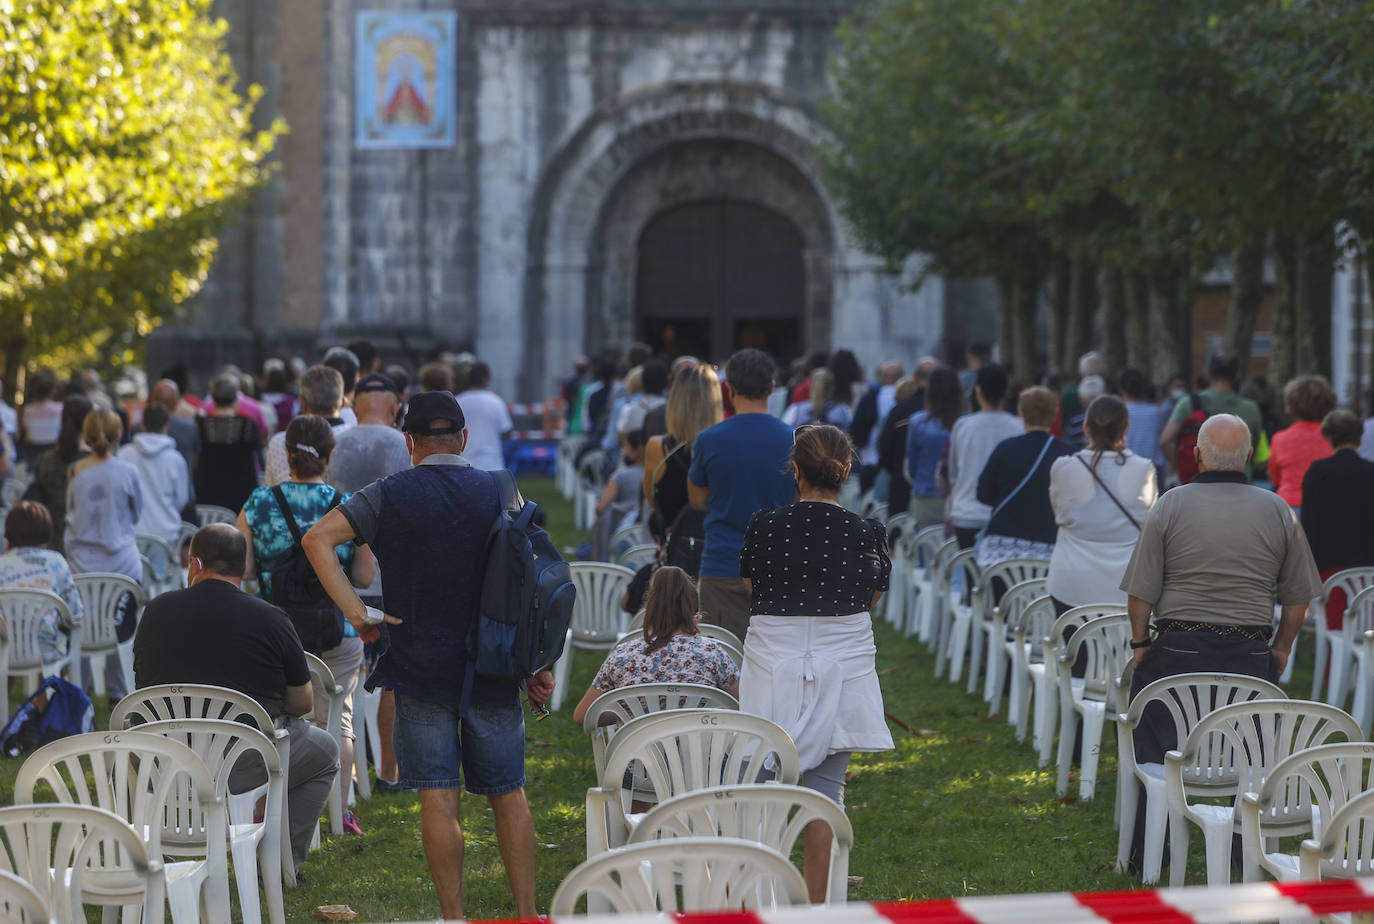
left=572, top=566, right=739, bottom=726
left=0, top=501, right=85, bottom=665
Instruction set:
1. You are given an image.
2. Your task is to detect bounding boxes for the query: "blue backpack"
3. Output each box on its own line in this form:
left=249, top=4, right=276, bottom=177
left=465, top=471, right=576, bottom=711
left=0, top=676, right=94, bottom=756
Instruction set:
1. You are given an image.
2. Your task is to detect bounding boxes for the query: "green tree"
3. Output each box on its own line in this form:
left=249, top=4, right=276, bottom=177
left=0, top=0, right=282, bottom=393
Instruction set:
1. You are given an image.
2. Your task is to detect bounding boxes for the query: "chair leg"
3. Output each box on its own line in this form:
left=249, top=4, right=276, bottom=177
left=230, top=838, right=263, bottom=924
left=1035, top=676, right=1058, bottom=768
left=1311, top=630, right=1329, bottom=701
left=966, top=619, right=984, bottom=695
left=1168, top=812, right=1191, bottom=887
left=1078, top=707, right=1106, bottom=801
left=550, top=631, right=574, bottom=711
left=1141, top=788, right=1169, bottom=885
left=1055, top=698, right=1076, bottom=796
left=1116, top=775, right=1138, bottom=875
left=261, top=836, right=286, bottom=924
left=1201, top=821, right=1233, bottom=886
left=949, top=617, right=970, bottom=684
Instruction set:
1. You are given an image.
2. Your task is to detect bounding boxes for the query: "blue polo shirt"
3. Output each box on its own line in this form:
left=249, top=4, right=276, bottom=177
left=339, top=453, right=513, bottom=706
left=687, top=413, right=796, bottom=578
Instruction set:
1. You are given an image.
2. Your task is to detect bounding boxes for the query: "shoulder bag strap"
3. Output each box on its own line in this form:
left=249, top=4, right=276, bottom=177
left=1077, top=455, right=1141, bottom=530
left=650, top=437, right=685, bottom=487
left=984, top=433, right=1057, bottom=529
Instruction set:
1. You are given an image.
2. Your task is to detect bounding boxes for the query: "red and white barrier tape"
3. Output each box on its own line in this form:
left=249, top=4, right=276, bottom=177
left=431, top=878, right=1374, bottom=924
left=509, top=430, right=565, bottom=441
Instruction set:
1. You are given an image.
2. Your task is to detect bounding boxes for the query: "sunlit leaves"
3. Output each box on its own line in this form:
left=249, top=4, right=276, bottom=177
left=0, top=0, right=283, bottom=372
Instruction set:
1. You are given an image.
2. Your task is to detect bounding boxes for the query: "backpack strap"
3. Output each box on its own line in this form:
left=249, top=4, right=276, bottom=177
left=271, top=485, right=305, bottom=546
left=1190, top=392, right=1208, bottom=421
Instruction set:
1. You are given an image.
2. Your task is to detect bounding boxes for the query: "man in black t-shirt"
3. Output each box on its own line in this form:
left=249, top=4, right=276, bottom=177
left=134, top=524, right=340, bottom=882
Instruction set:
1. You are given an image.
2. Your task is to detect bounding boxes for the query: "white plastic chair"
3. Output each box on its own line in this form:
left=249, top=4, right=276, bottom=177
left=1034, top=604, right=1125, bottom=769
left=1165, top=698, right=1362, bottom=886
left=981, top=575, right=1048, bottom=716
left=1311, top=567, right=1374, bottom=703
left=1055, top=612, right=1132, bottom=800
left=609, top=523, right=651, bottom=562
left=910, top=530, right=950, bottom=642
left=136, top=718, right=287, bottom=924
left=615, top=543, right=658, bottom=571
left=628, top=783, right=854, bottom=904
left=1006, top=594, right=1054, bottom=743
left=556, top=436, right=587, bottom=499
left=880, top=513, right=914, bottom=627
left=586, top=709, right=799, bottom=858
left=582, top=683, right=740, bottom=778
left=1115, top=672, right=1285, bottom=884
left=304, top=653, right=347, bottom=836
left=551, top=837, right=808, bottom=915
left=136, top=534, right=185, bottom=598
left=194, top=505, right=237, bottom=527
left=352, top=678, right=381, bottom=802
left=0, top=589, right=75, bottom=719
left=935, top=548, right=979, bottom=682
left=73, top=573, right=141, bottom=698
left=0, top=867, right=54, bottom=924
left=1298, top=785, right=1374, bottom=882
left=1329, top=584, right=1374, bottom=722
left=574, top=450, right=607, bottom=532
left=0, top=802, right=164, bottom=924
left=969, top=558, right=1051, bottom=701
left=15, top=731, right=230, bottom=924
left=550, top=563, right=633, bottom=711
left=111, top=684, right=295, bottom=890
left=1240, top=741, right=1374, bottom=885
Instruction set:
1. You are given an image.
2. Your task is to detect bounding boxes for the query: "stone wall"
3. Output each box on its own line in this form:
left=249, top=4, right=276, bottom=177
left=151, top=0, right=975, bottom=399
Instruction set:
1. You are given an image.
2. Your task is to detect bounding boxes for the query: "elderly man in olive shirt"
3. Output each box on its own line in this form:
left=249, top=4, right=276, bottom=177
left=1120, top=414, right=1321, bottom=755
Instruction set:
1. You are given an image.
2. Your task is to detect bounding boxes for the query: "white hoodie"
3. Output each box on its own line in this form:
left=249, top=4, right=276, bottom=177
left=117, top=432, right=192, bottom=545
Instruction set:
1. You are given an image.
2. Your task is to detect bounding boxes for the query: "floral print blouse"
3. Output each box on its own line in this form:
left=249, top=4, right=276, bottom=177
left=593, top=632, right=738, bottom=692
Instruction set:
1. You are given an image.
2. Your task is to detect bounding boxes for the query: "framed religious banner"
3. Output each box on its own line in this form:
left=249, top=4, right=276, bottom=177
left=355, top=11, right=458, bottom=149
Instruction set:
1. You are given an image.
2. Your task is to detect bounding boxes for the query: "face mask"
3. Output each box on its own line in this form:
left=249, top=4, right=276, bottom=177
left=1171, top=388, right=1186, bottom=401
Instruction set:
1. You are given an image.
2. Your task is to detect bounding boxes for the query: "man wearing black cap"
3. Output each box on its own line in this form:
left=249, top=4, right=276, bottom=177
left=302, top=391, right=554, bottom=920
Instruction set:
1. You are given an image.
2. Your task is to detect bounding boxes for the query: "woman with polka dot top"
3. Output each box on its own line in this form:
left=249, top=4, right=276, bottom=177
left=738, top=423, right=893, bottom=904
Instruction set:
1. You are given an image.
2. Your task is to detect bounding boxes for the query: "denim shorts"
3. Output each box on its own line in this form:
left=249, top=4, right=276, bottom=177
left=392, top=692, right=526, bottom=795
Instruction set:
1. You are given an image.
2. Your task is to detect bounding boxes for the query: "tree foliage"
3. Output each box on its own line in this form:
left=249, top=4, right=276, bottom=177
left=824, top=0, right=1374, bottom=383
left=0, top=0, right=282, bottom=383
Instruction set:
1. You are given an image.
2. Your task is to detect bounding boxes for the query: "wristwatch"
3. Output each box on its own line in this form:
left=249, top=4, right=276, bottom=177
left=1129, top=637, right=1152, bottom=650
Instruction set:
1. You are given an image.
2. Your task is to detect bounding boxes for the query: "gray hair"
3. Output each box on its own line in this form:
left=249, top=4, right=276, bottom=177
left=1078, top=351, right=1104, bottom=378
left=1078, top=374, right=1106, bottom=404
left=299, top=364, right=344, bottom=416
left=209, top=374, right=239, bottom=407
left=1196, top=413, right=1252, bottom=472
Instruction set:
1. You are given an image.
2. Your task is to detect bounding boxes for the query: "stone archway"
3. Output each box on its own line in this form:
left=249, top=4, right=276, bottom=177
left=521, top=82, right=852, bottom=397
left=585, top=136, right=835, bottom=365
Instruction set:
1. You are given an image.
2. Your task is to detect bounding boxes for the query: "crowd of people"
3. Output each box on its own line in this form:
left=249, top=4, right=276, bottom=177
left=0, top=333, right=1369, bottom=914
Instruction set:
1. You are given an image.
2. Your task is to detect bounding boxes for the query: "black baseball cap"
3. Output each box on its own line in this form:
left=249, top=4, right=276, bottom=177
left=355, top=372, right=399, bottom=396
left=402, top=391, right=466, bottom=435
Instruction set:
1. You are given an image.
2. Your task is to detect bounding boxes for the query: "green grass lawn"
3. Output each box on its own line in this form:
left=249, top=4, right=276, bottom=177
left=0, top=475, right=1324, bottom=921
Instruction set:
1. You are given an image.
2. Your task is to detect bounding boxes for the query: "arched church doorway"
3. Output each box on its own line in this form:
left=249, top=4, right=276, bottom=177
left=635, top=199, right=805, bottom=363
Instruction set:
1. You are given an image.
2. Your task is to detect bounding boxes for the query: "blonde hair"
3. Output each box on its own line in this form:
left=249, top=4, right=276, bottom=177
left=624, top=365, right=643, bottom=397
left=665, top=362, right=724, bottom=448
left=1017, top=386, right=1058, bottom=429
left=82, top=408, right=123, bottom=458
left=809, top=368, right=836, bottom=422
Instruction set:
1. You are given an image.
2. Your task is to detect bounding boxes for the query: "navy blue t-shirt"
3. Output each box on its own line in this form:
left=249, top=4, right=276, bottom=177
left=339, top=454, right=514, bottom=706
left=687, top=413, right=796, bottom=578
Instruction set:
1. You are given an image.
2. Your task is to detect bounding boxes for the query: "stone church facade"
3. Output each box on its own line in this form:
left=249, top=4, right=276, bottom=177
left=150, top=0, right=975, bottom=401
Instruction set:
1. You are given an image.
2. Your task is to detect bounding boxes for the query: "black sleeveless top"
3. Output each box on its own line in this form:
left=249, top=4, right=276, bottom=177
left=652, top=436, right=694, bottom=527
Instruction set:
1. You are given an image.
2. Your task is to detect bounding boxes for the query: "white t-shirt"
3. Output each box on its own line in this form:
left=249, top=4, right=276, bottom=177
left=456, top=389, right=513, bottom=471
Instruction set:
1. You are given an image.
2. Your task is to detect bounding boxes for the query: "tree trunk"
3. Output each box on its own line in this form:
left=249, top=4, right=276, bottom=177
left=1124, top=272, right=1152, bottom=378
left=1065, top=257, right=1099, bottom=375
left=1048, top=256, right=1072, bottom=375
left=1296, top=226, right=1335, bottom=379
left=1270, top=235, right=1298, bottom=386
left=1101, top=266, right=1127, bottom=381
left=1147, top=266, right=1187, bottom=386
left=996, top=273, right=1015, bottom=373
left=0, top=308, right=27, bottom=408
left=1010, top=261, right=1042, bottom=389
left=1224, top=235, right=1266, bottom=381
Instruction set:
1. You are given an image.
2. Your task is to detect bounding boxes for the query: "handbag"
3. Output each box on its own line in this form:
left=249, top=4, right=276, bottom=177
left=975, top=433, right=1057, bottom=554
left=1076, top=455, right=1141, bottom=530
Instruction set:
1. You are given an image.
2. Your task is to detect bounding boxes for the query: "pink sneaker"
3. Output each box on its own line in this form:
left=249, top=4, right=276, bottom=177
left=342, top=811, right=364, bottom=836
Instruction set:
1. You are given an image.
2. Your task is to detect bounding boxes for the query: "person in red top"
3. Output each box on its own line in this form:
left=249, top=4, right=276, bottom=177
left=1269, top=375, right=1336, bottom=510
